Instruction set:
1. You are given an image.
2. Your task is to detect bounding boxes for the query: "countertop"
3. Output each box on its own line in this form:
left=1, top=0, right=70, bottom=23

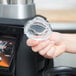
left=36, top=9, right=76, bottom=22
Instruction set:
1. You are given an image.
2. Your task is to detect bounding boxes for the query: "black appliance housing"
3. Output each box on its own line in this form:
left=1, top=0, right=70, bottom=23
left=0, top=18, right=53, bottom=76
left=0, top=0, right=76, bottom=76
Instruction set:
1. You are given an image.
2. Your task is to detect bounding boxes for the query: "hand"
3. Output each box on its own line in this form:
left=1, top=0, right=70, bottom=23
left=26, top=32, right=67, bottom=59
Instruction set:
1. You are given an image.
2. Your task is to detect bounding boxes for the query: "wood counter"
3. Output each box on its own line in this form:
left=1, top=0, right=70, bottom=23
left=36, top=10, right=76, bottom=22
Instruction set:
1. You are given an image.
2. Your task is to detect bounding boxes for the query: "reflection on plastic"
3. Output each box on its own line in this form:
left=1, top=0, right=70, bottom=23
left=25, top=16, right=52, bottom=41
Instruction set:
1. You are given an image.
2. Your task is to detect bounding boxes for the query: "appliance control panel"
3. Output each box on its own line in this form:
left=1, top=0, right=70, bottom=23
left=0, top=36, right=15, bottom=69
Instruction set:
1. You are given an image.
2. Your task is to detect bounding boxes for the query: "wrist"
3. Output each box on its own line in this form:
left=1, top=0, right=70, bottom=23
left=62, top=33, right=76, bottom=53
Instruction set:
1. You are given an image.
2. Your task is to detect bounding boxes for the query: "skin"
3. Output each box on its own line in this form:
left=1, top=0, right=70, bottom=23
left=26, top=32, right=76, bottom=59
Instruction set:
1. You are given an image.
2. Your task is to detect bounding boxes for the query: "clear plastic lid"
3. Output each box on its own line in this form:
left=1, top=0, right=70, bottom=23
left=24, top=16, right=52, bottom=41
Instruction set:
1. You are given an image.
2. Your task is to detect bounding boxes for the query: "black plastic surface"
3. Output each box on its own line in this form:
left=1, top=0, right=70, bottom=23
left=0, top=18, right=48, bottom=76
left=1, top=17, right=76, bottom=76
left=43, top=67, right=76, bottom=76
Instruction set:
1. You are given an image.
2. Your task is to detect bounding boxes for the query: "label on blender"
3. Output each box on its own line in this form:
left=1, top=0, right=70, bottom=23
left=0, top=39, right=15, bottom=68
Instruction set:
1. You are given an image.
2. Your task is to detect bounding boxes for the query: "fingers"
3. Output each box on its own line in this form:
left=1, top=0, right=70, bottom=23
left=44, top=47, right=55, bottom=58
left=26, top=39, right=40, bottom=46
left=26, top=39, right=65, bottom=59
left=26, top=32, right=66, bottom=59
left=38, top=44, right=54, bottom=56
left=43, top=44, right=66, bottom=59
left=40, top=47, right=55, bottom=59
left=32, top=40, right=54, bottom=52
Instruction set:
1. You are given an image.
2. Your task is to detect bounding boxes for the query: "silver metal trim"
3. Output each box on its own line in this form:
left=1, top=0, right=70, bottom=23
left=10, top=0, right=27, bottom=4
left=0, top=0, right=10, bottom=4
left=10, top=0, right=33, bottom=4
left=0, top=0, right=33, bottom=4
left=0, top=4, right=36, bottom=19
